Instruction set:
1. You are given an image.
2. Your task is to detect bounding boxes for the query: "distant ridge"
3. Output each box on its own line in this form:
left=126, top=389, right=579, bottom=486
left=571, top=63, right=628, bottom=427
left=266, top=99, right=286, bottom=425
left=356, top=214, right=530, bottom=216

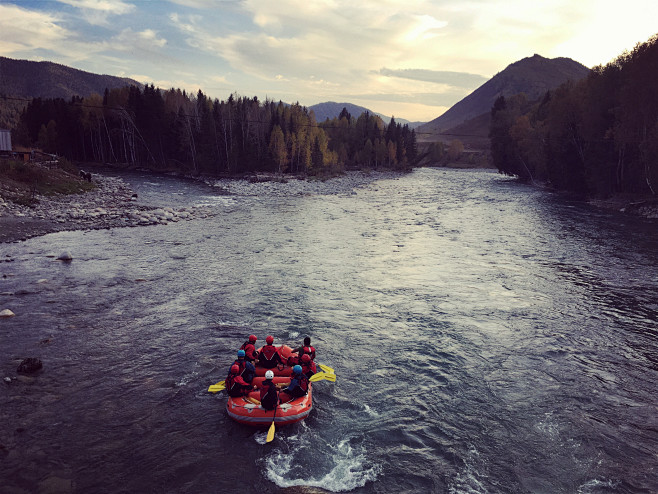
left=310, top=102, right=372, bottom=122
left=417, top=54, right=590, bottom=140
left=309, top=101, right=425, bottom=129
left=0, top=56, right=142, bottom=100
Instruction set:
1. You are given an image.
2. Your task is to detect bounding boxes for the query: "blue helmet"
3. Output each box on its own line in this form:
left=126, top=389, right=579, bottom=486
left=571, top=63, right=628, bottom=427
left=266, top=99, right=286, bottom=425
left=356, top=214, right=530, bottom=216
left=293, top=365, right=302, bottom=374
left=237, top=350, right=245, bottom=357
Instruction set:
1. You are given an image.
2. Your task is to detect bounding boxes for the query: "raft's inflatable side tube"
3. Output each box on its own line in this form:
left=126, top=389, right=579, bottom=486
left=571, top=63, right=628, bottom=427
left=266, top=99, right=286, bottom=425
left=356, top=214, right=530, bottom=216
left=226, top=384, right=312, bottom=426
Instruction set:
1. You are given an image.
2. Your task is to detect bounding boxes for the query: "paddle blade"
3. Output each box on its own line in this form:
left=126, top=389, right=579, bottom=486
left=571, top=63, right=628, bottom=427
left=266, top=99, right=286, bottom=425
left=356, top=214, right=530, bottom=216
left=207, top=380, right=226, bottom=393
left=318, top=364, right=335, bottom=375
left=266, top=421, right=275, bottom=443
left=310, top=372, right=335, bottom=383
left=309, top=373, right=323, bottom=382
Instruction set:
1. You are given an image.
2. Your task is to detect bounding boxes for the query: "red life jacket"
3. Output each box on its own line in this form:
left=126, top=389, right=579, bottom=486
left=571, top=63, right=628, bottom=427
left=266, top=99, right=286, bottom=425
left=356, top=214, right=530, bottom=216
left=259, top=345, right=282, bottom=368
left=260, top=344, right=280, bottom=361
left=302, top=345, right=316, bottom=360
left=288, top=373, right=309, bottom=395
left=226, top=373, right=249, bottom=397
left=298, top=373, right=309, bottom=393
left=301, top=360, right=317, bottom=377
left=240, top=341, right=258, bottom=361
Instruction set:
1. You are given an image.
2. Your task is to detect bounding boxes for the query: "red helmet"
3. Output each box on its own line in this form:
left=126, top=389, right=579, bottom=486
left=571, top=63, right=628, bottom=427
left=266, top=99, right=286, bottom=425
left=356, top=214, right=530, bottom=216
left=248, top=334, right=257, bottom=343
left=266, top=335, right=274, bottom=344
left=230, top=364, right=240, bottom=374
left=301, top=354, right=311, bottom=363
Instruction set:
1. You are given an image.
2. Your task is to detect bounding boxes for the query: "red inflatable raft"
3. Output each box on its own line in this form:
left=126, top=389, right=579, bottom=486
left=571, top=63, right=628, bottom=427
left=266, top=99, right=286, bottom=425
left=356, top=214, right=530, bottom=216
left=226, top=345, right=312, bottom=427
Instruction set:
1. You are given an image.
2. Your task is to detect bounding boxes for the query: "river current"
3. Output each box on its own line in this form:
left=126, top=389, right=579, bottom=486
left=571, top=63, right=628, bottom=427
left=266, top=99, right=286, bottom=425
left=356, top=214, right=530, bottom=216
left=1, top=168, right=657, bottom=493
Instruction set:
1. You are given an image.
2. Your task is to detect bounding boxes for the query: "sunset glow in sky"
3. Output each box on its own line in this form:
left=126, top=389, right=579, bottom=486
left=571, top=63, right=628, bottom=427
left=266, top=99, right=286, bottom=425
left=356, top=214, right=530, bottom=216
left=1, top=0, right=656, bottom=122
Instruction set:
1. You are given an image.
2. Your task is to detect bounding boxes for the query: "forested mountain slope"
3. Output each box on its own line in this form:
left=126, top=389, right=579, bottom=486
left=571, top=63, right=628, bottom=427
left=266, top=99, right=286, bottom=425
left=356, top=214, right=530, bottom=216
left=0, top=56, right=142, bottom=100
left=418, top=55, right=590, bottom=139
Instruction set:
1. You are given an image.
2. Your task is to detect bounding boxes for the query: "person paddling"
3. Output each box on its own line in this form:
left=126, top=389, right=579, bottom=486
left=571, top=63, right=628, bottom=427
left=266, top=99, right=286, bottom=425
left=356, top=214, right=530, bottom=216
left=240, top=334, right=259, bottom=362
left=225, top=364, right=253, bottom=397
left=300, top=353, right=317, bottom=378
left=259, top=370, right=279, bottom=411
left=279, top=365, right=309, bottom=402
left=232, top=350, right=256, bottom=384
left=291, top=336, right=316, bottom=361
left=258, top=335, right=283, bottom=369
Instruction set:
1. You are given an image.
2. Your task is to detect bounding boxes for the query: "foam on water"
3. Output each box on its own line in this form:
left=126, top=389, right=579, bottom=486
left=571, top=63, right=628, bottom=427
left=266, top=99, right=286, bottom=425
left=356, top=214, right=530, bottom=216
left=265, top=436, right=380, bottom=492
left=576, top=478, right=620, bottom=493
left=253, top=431, right=270, bottom=445
left=194, top=196, right=236, bottom=207
left=447, top=446, right=488, bottom=494
left=175, top=370, right=197, bottom=387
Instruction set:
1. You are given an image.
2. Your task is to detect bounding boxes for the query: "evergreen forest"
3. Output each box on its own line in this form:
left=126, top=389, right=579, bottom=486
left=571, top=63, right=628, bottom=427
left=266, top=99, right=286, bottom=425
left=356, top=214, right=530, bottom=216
left=490, top=34, right=658, bottom=198
left=11, top=87, right=417, bottom=176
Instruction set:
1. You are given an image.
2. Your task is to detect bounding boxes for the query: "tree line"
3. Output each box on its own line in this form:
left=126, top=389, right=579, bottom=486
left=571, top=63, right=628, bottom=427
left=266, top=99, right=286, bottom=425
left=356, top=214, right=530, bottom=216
left=12, top=86, right=417, bottom=176
left=490, top=33, right=658, bottom=197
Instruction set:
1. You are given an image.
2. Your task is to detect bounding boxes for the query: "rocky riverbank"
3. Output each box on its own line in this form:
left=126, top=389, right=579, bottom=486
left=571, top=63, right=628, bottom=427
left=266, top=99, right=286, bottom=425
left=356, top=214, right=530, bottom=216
left=0, top=169, right=405, bottom=243
left=0, top=172, right=218, bottom=243
left=204, top=170, right=403, bottom=196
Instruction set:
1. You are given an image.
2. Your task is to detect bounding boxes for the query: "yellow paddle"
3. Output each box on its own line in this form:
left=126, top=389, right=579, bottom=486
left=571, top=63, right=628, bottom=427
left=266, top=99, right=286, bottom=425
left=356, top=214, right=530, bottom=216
left=309, top=372, right=336, bottom=383
left=207, top=380, right=226, bottom=393
left=318, top=363, right=335, bottom=374
left=266, top=397, right=279, bottom=443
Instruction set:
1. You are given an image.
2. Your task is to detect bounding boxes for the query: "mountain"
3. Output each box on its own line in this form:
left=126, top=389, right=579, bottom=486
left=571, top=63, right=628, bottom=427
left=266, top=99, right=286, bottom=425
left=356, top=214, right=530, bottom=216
left=0, top=56, right=142, bottom=100
left=309, top=101, right=425, bottom=129
left=417, top=54, right=590, bottom=142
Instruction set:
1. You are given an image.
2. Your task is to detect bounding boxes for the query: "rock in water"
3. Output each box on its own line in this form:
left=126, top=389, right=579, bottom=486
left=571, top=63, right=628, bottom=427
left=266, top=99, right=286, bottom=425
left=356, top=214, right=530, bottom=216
left=0, top=309, right=15, bottom=318
left=17, top=358, right=43, bottom=374
left=57, top=251, right=73, bottom=261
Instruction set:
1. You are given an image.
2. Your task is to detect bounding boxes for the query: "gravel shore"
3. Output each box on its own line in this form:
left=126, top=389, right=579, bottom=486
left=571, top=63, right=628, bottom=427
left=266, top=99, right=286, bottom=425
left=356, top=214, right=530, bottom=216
left=0, top=170, right=403, bottom=243
left=0, top=172, right=217, bottom=243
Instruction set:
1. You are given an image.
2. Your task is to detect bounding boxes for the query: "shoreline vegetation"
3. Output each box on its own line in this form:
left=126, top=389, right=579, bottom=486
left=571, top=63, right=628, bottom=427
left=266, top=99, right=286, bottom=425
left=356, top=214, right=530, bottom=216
left=11, top=91, right=421, bottom=177
left=490, top=34, right=658, bottom=201
left=1, top=158, right=656, bottom=245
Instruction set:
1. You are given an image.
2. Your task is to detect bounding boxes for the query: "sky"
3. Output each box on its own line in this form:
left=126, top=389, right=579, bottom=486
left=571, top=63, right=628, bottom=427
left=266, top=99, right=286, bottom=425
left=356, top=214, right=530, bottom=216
left=0, top=0, right=657, bottom=122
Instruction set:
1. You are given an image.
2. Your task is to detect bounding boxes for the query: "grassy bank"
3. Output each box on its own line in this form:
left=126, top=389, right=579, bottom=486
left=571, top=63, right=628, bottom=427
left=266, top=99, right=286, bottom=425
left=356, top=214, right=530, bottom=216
left=0, top=158, right=94, bottom=206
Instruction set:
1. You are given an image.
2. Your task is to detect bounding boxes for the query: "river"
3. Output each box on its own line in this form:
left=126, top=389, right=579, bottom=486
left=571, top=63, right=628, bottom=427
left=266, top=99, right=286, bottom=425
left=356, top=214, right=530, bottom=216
left=1, top=168, right=657, bottom=494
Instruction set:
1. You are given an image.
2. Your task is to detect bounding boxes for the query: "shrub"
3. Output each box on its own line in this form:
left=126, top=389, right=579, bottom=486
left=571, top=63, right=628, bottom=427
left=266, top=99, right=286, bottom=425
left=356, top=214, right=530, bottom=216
left=57, top=157, right=78, bottom=174
left=0, top=159, right=10, bottom=175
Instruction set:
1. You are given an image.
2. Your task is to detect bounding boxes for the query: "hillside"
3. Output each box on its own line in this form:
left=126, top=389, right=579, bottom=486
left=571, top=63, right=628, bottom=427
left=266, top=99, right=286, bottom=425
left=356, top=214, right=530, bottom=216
left=309, top=101, right=424, bottom=129
left=0, top=56, right=142, bottom=100
left=417, top=54, right=590, bottom=143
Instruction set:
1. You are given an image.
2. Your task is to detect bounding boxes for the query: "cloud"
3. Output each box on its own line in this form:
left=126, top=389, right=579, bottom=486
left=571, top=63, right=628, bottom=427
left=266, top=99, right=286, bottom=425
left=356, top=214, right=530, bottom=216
left=168, top=2, right=453, bottom=92
left=56, top=0, right=136, bottom=25
left=56, top=0, right=136, bottom=15
left=346, top=90, right=471, bottom=108
left=167, top=0, right=242, bottom=8
left=113, top=28, right=167, bottom=50
left=377, top=68, right=488, bottom=88
left=0, top=4, right=70, bottom=56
